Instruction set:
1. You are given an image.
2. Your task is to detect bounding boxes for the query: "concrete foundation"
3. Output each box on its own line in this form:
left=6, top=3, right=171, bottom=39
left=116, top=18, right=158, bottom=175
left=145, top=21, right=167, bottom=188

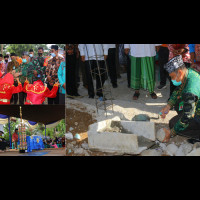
left=88, top=117, right=156, bottom=155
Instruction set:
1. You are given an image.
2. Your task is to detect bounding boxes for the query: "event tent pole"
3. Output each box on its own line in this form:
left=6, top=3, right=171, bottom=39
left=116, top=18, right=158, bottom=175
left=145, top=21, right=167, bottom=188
left=8, top=117, right=11, bottom=149
left=45, top=125, right=46, bottom=139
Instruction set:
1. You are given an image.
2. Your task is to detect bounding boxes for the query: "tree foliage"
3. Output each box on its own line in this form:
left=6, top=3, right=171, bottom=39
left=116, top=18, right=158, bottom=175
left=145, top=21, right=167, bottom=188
left=1, top=44, right=65, bottom=56
left=3, top=118, right=20, bottom=141
left=2, top=118, right=65, bottom=141
left=42, top=119, right=65, bottom=139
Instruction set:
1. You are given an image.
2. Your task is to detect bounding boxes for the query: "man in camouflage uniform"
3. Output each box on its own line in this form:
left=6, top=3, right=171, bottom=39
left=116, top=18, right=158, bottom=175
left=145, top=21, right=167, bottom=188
left=16, top=52, right=35, bottom=104
left=31, top=46, right=46, bottom=83
left=46, top=45, right=63, bottom=104
left=160, top=55, right=200, bottom=144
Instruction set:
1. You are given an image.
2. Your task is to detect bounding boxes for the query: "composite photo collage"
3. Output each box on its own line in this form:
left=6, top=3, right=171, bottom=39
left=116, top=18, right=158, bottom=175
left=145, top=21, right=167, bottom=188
left=0, top=44, right=200, bottom=157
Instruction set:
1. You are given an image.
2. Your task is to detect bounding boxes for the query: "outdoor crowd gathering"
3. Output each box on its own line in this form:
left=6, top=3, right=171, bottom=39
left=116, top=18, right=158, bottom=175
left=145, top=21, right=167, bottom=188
left=0, top=44, right=66, bottom=105
left=11, top=128, right=65, bottom=150
left=66, top=44, right=200, bottom=145
left=0, top=128, right=65, bottom=151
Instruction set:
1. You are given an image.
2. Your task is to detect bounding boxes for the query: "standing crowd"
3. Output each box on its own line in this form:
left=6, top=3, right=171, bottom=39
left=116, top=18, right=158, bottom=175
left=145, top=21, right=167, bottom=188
left=66, top=44, right=200, bottom=100
left=0, top=45, right=66, bottom=105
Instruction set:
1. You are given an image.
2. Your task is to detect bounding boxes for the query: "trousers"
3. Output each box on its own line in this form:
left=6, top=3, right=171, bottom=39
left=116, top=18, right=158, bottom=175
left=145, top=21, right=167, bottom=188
left=169, top=100, right=200, bottom=140
left=84, top=60, right=106, bottom=97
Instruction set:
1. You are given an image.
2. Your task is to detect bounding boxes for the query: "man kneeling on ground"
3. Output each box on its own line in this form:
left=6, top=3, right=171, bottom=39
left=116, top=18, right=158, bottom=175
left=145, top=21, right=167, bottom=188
left=160, top=55, right=200, bottom=144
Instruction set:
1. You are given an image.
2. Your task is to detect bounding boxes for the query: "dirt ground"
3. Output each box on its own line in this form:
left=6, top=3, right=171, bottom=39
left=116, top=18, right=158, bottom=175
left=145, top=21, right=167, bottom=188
left=66, top=108, right=123, bottom=156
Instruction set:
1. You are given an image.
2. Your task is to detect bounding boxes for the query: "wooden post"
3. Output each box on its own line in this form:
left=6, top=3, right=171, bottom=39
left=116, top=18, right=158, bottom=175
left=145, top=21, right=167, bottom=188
left=1, top=44, right=3, bottom=54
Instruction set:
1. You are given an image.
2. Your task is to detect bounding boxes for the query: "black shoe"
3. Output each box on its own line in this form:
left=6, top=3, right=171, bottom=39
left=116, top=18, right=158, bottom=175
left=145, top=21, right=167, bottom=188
left=89, top=95, right=94, bottom=99
left=157, top=85, right=167, bottom=90
left=112, top=83, right=118, bottom=88
left=150, top=92, right=157, bottom=99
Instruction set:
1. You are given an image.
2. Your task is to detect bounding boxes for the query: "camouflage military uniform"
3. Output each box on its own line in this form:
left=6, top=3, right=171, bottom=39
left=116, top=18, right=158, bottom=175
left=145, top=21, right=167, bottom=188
left=32, top=56, right=46, bottom=83
left=16, top=62, right=35, bottom=84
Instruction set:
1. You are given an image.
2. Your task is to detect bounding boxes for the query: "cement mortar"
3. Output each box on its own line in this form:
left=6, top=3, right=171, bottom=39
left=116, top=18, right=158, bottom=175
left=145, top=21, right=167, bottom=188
left=101, top=120, right=132, bottom=134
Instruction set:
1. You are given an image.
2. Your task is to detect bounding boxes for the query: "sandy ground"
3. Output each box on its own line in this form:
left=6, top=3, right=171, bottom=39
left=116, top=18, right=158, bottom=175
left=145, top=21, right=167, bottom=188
left=65, top=65, right=191, bottom=156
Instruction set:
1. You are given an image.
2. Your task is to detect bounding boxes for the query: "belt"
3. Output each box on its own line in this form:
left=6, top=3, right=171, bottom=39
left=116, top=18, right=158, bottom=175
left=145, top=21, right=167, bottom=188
left=0, top=99, right=10, bottom=103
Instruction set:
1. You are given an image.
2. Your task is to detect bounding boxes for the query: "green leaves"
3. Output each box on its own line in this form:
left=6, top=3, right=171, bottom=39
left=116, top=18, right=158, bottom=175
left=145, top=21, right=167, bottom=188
left=2, top=44, right=65, bottom=56
left=3, top=118, right=20, bottom=141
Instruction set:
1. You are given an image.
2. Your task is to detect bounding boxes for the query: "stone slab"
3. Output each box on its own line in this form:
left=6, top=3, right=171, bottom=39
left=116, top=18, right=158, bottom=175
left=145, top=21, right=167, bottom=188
left=187, top=148, right=200, bottom=156
left=88, top=118, right=156, bottom=155
left=120, top=121, right=156, bottom=141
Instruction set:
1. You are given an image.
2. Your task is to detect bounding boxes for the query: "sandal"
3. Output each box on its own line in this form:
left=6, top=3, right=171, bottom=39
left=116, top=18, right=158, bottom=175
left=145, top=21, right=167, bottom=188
left=150, top=92, right=157, bottom=99
left=133, top=92, right=140, bottom=100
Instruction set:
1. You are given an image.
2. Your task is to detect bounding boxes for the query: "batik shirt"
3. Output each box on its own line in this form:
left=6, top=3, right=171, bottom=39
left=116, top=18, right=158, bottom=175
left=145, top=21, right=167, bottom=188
left=168, top=44, right=191, bottom=63
left=46, top=56, right=64, bottom=85
left=168, top=68, right=200, bottom=136
left=32, top=56, right=46, bottom=82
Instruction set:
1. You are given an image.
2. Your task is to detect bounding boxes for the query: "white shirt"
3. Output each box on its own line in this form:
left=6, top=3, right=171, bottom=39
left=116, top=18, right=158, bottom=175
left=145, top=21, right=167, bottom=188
left=107, top=44, right=116, bottom=49
left=78, top=44, right=108, bottom=60
left=124, top=44, right=161, bottom=57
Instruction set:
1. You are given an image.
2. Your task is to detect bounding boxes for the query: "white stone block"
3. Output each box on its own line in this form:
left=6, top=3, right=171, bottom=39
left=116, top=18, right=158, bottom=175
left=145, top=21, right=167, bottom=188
left=65, top=132, right=73, bottom=140
left=166, top=144, right=179, bottom=156
left=120, top=121, right=156, bottom=141
left=175, top=146, right=185, bottom=156
left=87, top=118, right=156, bottom=155
left=187, top=148, right=200, bottom=156
left=141, top=149, right=162, bottom=156
left=88, top=132, right=139, bottom=154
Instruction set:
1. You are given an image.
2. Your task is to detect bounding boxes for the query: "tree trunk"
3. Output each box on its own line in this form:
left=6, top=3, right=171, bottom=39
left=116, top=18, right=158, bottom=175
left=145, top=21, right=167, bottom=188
left=1, top=44, right=3, bottom=54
